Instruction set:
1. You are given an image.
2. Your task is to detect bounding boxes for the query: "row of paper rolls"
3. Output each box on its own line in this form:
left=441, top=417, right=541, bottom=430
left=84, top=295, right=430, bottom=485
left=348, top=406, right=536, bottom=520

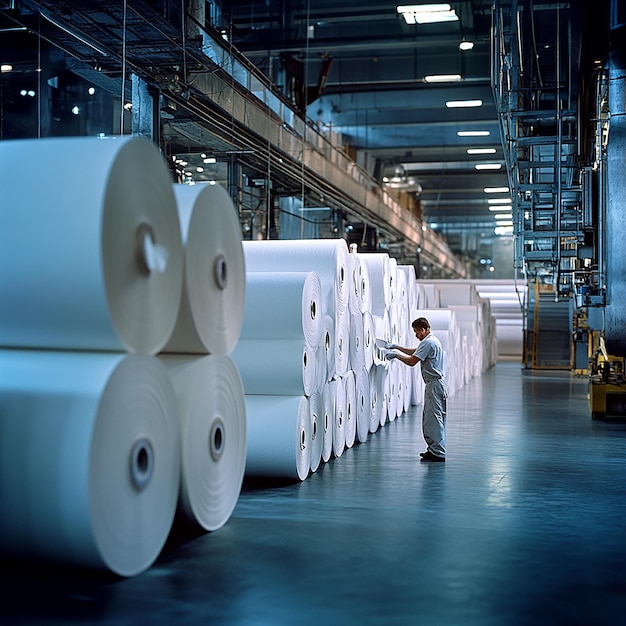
left=236, top=239, right=501, bottom=483
left=0, top=135, right=504, bottom=577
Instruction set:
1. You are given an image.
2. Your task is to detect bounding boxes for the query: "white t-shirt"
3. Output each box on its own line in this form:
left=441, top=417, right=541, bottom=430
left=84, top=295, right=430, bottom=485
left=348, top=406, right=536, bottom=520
left=414, top=332, right=445, bottom=383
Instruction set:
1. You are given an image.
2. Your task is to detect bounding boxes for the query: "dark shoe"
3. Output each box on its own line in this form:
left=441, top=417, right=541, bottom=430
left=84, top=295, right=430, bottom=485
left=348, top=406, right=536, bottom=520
left=420, top=451, right=445, bottom=462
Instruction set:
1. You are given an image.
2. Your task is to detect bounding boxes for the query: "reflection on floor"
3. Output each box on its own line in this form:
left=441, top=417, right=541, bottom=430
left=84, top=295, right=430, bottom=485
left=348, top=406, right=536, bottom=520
left=3, top=361, right=626, bottom=625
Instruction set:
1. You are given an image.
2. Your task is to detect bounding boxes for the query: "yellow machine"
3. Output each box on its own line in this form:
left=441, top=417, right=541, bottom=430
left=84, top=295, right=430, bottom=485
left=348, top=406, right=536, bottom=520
left=589, top=338, right=626, bottom=420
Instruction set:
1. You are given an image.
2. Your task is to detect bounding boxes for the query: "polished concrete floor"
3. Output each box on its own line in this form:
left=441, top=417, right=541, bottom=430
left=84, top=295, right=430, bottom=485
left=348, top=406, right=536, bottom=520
left=3, top=361, right=626, bottom=625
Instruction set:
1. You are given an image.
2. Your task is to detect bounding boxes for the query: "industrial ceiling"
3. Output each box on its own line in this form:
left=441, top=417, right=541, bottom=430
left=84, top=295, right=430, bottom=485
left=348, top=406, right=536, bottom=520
left=0, top=1, right=603, bottom=279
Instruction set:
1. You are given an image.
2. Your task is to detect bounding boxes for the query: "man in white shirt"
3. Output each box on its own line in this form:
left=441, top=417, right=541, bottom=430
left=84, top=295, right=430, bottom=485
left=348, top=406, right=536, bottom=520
left=386, top=317, right=448, bottom=462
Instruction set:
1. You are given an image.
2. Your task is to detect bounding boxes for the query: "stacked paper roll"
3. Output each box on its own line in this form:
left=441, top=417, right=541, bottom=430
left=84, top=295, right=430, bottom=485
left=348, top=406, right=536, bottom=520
left=164, top=184, right=245, bottom=355
left=243, top=239, right=349, bottom=316
left=331, top=377, right=346, bottom=458
left=362, top=253, right=392, bottom=316
left=0, top=350, right=181, bottom=577
left=355, top=366, right=371, bottom=443
left=0, top=136, right=184, bottom=355
left=362, top=311, right=375, bottom=371
left=239, top=272, right=323, bottom=347
left=309, top=391, right=323, bottom=473
left=159, top=354, right=246, bottom=532
left=232, top=339, right=318, bottom=396
left=343, top=370, right=357, bottom=449
left=245, top=395, right=311, bottom=481
left=322, top=315, right=335, bottom=382
left=322, top=383, right=334, bottom=463
left=349, top=310, right=365, bottom=372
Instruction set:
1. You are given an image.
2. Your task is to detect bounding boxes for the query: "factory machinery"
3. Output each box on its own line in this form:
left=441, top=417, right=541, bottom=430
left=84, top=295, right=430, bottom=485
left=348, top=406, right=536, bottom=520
left=493, top=1, right=626, bottom=419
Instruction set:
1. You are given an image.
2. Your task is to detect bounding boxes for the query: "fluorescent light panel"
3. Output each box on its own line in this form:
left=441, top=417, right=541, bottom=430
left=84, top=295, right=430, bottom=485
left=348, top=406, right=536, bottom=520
left=489, top=205, right=513, bottom=211
left=495, top=225, right=514, bottom=235
left=397, top=4, right=458, bottom=24
left=424, top=74, right=461, bottom=83
left=446, top=99, right=482, bottom=108
left=459, top=41, right=474, bottom=50
left=475, top=163, right=502, bottom=170
left=484, top=186, right=510, bottom=193
left=467, top=148, right=496, bottom=155
left=458, top=130, right=490, bottom=136
left=488, top=198, right=512, bottom=204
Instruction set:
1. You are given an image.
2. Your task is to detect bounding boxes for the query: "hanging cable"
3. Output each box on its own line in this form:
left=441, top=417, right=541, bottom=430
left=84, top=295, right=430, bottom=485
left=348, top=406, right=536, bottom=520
left=120, top=0, right=127, bottom=134
left=300, top=0, right=311, bottom=239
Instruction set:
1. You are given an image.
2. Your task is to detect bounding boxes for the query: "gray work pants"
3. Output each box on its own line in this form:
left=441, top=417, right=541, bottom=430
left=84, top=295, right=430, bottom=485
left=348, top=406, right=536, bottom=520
left=423, top=379, right=447, bottom=458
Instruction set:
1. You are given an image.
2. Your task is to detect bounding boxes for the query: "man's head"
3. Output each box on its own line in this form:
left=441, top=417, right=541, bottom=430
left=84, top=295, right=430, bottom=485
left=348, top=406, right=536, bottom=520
left=412, top=317, right=430, bottom=341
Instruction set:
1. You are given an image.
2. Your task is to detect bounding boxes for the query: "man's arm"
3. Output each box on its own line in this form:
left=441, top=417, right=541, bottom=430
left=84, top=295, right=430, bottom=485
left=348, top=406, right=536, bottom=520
left=387, top=345, right=420, bottom=367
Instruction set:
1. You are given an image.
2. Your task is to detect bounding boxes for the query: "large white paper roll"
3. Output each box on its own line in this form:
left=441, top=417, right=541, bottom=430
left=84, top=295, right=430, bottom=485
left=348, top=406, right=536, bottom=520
left=362, top=311, right=375, bottom=371
left=309, top=390, right=323, bottom=473
left=369, top=368, right=382, bottom=433
left=334, top=309, right=350, bottom=377
left=0, top=350, right=180, bottom=577
left=330, top=378, right=346, bottom=458
left=322, top=315, right=335, bottom=381
left=159, top=354, right=246, bottom=532
left=321, top=382, right=334, bottom=463
left=349, top=310, right=365, bottom=372
left=244, top=395, right=311, bottom=481
left=164, top=184, right=245, bottom=355
left=0, top=136, right=183, bottom=355
left=386, top=361, right=399, bottom=423
left=343, top=371, right=357, bottom=449
left=362, top=253, right=392, bottom=316
left=243, top=238, right=349, bottom=316
left=372, top=312, right=391, bottom=366
left=240, top=272, right=323, bottom=349
left=231, top=339, right=318, bottom=396
left=355, top=366, right=370, bottom=443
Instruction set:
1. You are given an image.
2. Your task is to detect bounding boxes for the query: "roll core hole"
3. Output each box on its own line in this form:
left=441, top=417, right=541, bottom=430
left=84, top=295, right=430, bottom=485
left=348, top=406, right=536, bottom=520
left=214, top=253, right=228, bottom=290
left=130, top=437, right=154, bottom=492
left=310, top=301, right=317, bottom=320
left=312, top=416, right=317, bottom=440
left=325, top=332, right=331, bottom=351
left=209, top=417, right=226, bottom=461
left=300, top=428, right=306, bottom=451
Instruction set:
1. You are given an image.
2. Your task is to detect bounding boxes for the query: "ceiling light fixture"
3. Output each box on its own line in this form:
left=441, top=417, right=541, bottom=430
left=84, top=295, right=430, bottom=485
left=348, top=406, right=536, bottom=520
left=424, top=74, right=461, bottom=83
left=459, top=41, right=474, bottom=51
left=467, top=148, right=496, bottom=155
left=446, top=99, right=482, bottom=108
left=458, top=130, right=490, bottom=137
left=484, top=186, right=510, bottom=193
left=475, top=163, right=502, bottom=170
left=397, top=4, right=459, bottom=25
left=1, top=64, right=12, bottom=72
left=489, top=205, right=513, bottom=211
left=493, top=213, right=513, bottom=220
left=495, top=225, right=514, bottom=236
left=488, top=198, right=512, bottom=204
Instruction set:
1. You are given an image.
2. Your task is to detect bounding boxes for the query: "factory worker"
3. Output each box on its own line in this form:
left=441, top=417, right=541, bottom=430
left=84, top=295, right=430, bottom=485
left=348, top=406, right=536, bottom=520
left=385, top=317, right=447, bottom=462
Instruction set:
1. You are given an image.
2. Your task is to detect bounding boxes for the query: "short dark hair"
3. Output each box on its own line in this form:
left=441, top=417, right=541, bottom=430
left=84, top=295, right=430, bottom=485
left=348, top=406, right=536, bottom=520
left=412, top=317, right=430, bottom=331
